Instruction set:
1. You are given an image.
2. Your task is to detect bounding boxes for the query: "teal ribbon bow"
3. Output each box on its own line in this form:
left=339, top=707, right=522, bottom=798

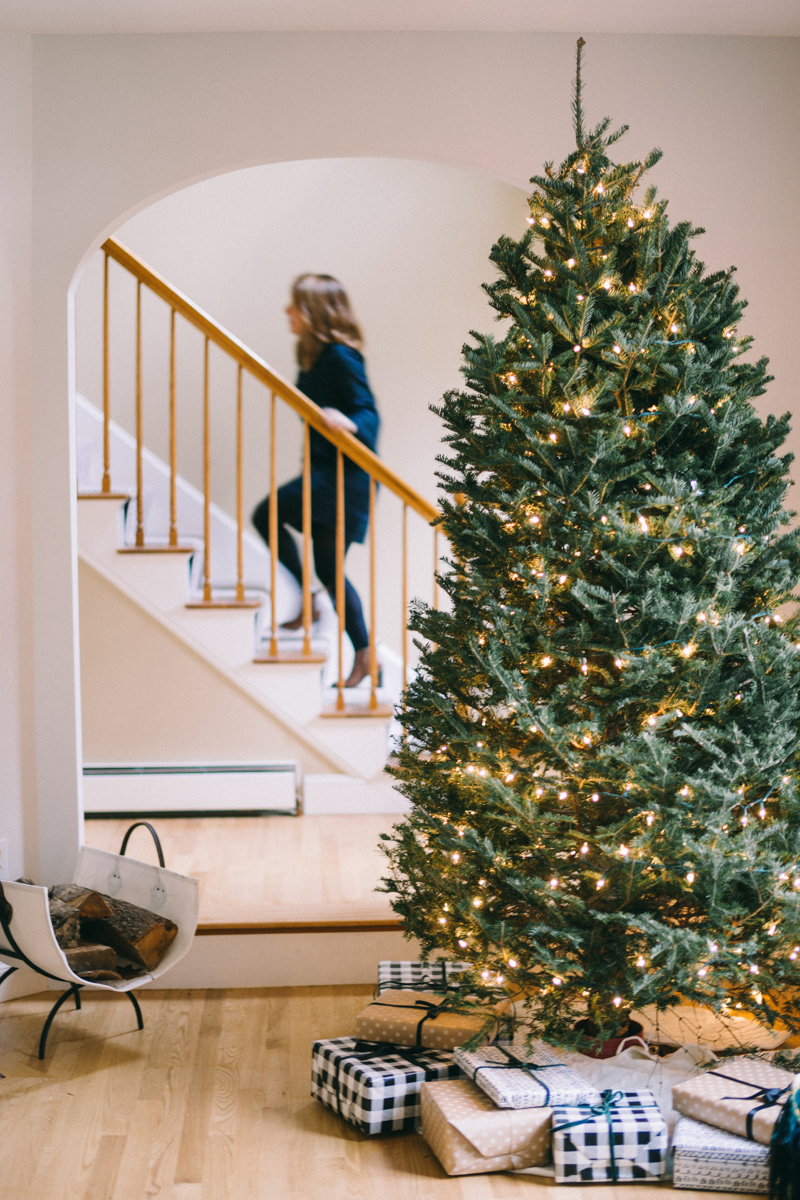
left=552, top=1089, right=659, bottom=1182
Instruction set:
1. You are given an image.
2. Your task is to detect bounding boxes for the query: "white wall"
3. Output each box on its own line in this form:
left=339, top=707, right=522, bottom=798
left=0, top=33, right=36, bottom=884
left=24, top=31, right=800, bottom=880
left=74, top=158, right=528, bottom=658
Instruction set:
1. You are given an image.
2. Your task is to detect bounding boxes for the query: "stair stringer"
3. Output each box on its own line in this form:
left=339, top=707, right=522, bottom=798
left=78, top=540, right=370, bottom=780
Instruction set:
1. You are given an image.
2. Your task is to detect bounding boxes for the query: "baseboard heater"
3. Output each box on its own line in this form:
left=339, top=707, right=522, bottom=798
left=83, top=762, right=298, bottom=817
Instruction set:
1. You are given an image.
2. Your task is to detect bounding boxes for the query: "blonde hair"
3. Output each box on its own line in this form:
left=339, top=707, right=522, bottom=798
left=291, top=274, right=363, bottom=371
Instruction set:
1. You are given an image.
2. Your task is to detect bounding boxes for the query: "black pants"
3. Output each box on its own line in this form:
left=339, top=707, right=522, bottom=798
left=252, top=480, right=369, bottom=653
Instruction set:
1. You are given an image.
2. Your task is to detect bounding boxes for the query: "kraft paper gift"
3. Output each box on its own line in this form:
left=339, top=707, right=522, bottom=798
left=454, top=1038, right=599, bottom=1110
left=355, top=989, right=492, bottom=1051
left=672, top=1116, right=770, bottom=1193
left=671, top=1056, right=795, bottom=1145
left=420, top=1078, right=552, bottom=1176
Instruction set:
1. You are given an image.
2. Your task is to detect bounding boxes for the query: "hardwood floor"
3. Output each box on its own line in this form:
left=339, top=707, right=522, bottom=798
left=84, top=814, right=400, bottom=926
left=0, top=985, right=756, bottom=1200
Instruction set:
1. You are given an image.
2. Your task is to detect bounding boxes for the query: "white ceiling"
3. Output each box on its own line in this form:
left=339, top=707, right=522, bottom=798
left=0, top=0, right=798, bottom=36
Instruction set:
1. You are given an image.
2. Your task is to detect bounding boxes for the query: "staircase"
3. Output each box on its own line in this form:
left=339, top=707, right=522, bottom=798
left=76, top=237, right=443, bottom=815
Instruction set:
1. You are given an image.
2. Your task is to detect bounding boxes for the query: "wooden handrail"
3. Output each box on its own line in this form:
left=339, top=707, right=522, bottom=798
left=102, top=236, right=438, bottom=524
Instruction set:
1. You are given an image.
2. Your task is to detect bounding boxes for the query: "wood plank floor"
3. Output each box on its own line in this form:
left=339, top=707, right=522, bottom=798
left=84, top=815, right=399, bottom=926
left=0, top=985, right=757, bottom=1200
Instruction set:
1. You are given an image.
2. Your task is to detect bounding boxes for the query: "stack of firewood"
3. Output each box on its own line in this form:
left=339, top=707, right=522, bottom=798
left=46, top=884, right=178, bottom=981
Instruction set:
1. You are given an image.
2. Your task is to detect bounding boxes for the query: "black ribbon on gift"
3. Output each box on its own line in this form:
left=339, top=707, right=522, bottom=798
left=708, top=1070, right=791, bottom=1141
left=367, top=996, right=460, bottom=1046
left=552, top=1088, right=659, bottom=1183
left=469, top=1046, right=567, bottom=1108
left=331, top=1039, right=445, bottom=1109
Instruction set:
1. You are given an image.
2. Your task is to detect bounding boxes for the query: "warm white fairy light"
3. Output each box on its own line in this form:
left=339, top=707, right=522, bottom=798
left=603, top=279, right=612, bottom=290
left=573, top=344, right=581, bottom=353
left=535, top=787, right=544, bottom=797
left=505, top=773, right=516, bottom=783
left=550, top=878, right=559, bottom=889
left=612, top=343, right=621, bottom=354
left=552, top=976, right=562, bottom=985
left=679, top=787, right=690, bottom=796
left=636, top=956, right=646, bottom=968
left=686, top=871, right=695, bottom=883
left=549, top=432, right=558, bottom=442
left=472, top=897, right=482, bottom=907
left=567, top=258, right=576, bottom=267
left=601, top=516, right=608, bottom=524
left=614, top=657, right=624, bottom=668
left=581, top=663, right=588, bottom=675
left=646, top=814, right=654, bottom=826
left=591, top=793, right=600, bottom=803
left=544, top=269, right=553, bottom=278
left=619, top=844, right=629, bottom=858
left=647, top=715, right=657, bottom=727
left=623, top=424, right=632, bottom=436
left=438, top=916, right=447, bottom=924
left=596, top=877, right=606, bottom=889
left=626, top=217, right=634, bottom=228
left=613, top=996, right=622, bottom=1007
left=508, top=958, right=518, bottom=968
left=580, top=842, right=589, bottom=854
left=541, top=656, right=552, bottom=667
left=451, top=852, right=461, bottom=863
left=559, top=574, right=567, bottom=583
left=628, top=282, right=637, bottom=292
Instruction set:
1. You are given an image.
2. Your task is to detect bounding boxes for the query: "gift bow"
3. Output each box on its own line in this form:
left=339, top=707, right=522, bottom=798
left=469, top=1046, right=567, bottom=1107
left=709, top=1069, right=791, bottom=1141
left=552, top=1089, right=660, bottom=1183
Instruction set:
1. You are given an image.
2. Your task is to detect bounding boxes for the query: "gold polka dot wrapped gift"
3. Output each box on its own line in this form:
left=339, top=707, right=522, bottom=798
left=420, top=1078, right=553, bottom=1176
left=354, top=989, right=495, bottom=1050
left=672, top=1057, right=796, bottom=1145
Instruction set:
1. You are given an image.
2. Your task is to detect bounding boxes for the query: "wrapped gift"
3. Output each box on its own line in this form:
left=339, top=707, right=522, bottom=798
left=455, top=1038, right=599, bottom=1110
left=672, top=1057, right=795, bottom=1145
left=552, top=1089, right=668, bottom=1183
left=377, top=959, right=471, bottom=995
left=672, top=1116, right=770, bottom=1193
left=420, top=1078, right=552, bottom=1175
left=311, top=1036, right=463, bottom=1135
left=355, top=989, right=492, bottom=1051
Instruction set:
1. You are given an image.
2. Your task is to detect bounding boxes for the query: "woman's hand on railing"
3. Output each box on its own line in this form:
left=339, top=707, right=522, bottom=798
left=320, top=407, right=357, bottom=436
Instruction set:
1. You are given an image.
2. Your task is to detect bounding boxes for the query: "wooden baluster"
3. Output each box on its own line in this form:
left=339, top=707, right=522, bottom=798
left=235, top=365, right=245, bottom=602
left=268, top=392, right=279, bottom=657
left=168, top=308, right=178, bottom=547
left=369, top=476, right=378, bottom=710
left=135, top=280, right=144, bottom=547
left=102, top=251, right=111, bottom=493
left=202, top=336, right=212, bottom=602
left=301, top=420, right=312, bottom=657
left=336, top=448, right=345, bottom=711
left=402, top=502, right=408, bottom=690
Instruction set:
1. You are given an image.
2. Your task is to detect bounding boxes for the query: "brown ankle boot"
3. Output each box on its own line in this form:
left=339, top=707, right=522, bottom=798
left=344, top=647, right=372, bottom=688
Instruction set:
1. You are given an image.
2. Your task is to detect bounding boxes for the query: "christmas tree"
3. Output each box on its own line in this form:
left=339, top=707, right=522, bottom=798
left=382, top=40, right=800, bottom=1045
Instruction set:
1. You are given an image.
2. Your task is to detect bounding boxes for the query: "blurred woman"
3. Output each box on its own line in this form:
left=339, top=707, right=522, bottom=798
left=252, top=274, right=379, bottom=688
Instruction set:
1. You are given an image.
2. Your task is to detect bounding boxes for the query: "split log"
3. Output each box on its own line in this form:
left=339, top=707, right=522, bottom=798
left=75, top=969, right=122, bottom=982
left=79, top=897, right=177, bottom=972
left=48, top=898, right=80, bottom=948
left=63, top=941, right=117, bottom=976
left=49, top=884, right=113, bottom=921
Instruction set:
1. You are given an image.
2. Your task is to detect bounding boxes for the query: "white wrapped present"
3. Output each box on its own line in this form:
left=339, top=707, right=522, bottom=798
left=454, top=1039, right=599, bottom=1110
left=377, top=959, right=471, bottom=995
left=311, top=1036, right=462, bottom=1135
left=552, top=1089, right=668, bottom=1183
left=672, top=1116, right=770, bottom=1193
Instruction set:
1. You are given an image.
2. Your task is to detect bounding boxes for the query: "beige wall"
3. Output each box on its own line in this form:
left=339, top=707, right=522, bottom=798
left=0, top=33, right=36, bottom=882
left=19, top=31, right=800, bottom=880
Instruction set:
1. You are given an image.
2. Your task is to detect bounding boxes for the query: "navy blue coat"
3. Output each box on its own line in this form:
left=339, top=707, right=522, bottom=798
left=294, top=342, right=380, bottom=544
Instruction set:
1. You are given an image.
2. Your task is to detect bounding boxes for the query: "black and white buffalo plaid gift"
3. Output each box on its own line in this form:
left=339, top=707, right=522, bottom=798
left=311, top=1036, right=463, bottom=1134
left=552, top=1089, right=668, bottom=1183
left=376, top=960, right=471, bottom=995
